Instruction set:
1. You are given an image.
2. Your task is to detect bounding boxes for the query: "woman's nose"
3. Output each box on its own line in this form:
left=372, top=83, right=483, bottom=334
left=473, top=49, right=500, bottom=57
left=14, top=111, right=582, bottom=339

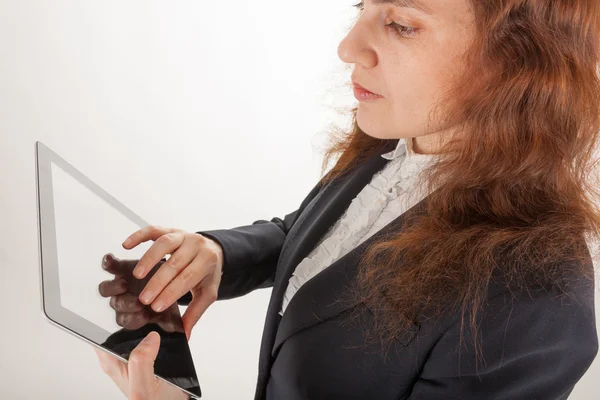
left=337, top=24, right=377, bottom=68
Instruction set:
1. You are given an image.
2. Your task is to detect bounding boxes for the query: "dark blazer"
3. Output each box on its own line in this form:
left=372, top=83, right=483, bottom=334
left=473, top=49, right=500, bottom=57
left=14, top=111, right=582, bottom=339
left=183, top=139, right=598, bottom=400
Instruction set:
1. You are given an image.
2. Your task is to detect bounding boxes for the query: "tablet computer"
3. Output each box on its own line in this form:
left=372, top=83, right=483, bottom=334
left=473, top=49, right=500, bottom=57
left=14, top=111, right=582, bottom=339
left=35, top=141, right=202, bottom=399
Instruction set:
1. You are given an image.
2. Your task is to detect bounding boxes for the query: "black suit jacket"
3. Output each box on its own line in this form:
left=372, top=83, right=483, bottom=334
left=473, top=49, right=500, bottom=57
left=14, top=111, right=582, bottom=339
left=184, top=139, right=598, bottom=400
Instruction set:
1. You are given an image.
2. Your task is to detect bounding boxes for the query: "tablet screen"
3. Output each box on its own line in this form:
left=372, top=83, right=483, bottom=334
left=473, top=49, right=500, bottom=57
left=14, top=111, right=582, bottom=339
left=36, top=142, right=201, bottom=398
left=52, top=160, right=149, bottom=333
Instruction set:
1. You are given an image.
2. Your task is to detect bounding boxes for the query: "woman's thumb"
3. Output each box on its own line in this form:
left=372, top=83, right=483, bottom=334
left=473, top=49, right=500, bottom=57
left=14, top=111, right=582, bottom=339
left=128, top=331, right=161, bottom=394
left=182, top=292, right=215, bottom=341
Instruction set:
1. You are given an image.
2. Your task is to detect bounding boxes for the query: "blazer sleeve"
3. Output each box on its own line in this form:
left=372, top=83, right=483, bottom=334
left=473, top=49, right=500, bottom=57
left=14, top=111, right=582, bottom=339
left=406, top=269, right=599, bottom=400
left=177, top=178, right=325, bottom=305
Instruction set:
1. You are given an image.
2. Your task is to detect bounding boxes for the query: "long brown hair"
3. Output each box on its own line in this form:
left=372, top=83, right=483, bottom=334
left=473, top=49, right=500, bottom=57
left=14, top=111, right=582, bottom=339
left=318, top=0, right=600, bottom=369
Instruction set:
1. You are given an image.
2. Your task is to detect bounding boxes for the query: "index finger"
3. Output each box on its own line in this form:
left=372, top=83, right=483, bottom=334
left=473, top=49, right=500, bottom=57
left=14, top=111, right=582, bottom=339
left=133, top=231, right=185, bottom=280
left=122, top=225, right=177, bottom=250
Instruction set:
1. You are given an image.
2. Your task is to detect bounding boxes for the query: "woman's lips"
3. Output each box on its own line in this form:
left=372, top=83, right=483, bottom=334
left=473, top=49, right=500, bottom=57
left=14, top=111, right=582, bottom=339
left=353, top=84, right=384, bottom=101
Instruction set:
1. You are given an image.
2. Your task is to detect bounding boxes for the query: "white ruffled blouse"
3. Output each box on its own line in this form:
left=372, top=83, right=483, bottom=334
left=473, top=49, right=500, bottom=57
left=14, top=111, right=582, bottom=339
left=279, top=137, right=437, bottom=316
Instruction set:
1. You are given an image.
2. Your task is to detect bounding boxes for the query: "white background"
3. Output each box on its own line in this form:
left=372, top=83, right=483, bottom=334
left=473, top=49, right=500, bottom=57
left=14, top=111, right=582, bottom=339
left=0, top=1, right=598, bottom=399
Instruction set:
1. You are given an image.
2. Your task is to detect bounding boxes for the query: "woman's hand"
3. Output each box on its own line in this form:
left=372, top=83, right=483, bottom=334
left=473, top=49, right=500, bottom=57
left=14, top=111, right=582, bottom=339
left=94, top=331, right=189, bottom=400
left=122, top=226, right=224, bottom=340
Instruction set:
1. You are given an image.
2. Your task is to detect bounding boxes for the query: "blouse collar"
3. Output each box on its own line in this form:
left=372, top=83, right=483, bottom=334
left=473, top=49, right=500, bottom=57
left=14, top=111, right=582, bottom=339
left=381, top=137, right=436, bottom=162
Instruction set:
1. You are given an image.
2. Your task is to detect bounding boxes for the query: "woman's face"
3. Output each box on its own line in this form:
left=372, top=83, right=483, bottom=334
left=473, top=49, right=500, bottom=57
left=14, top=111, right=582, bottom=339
left=337, top=0, right=476, bottom=153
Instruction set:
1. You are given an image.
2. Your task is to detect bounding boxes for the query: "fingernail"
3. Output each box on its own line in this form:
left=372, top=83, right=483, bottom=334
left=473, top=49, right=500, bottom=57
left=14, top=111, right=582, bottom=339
left=142, top=332, right=159, bottom=344
left=140, top=291, right=153, bottom=304
left=134, top=267, right=145, bottom=279
left=153, top=301, right=165, bottom=313
left=122, top=238, right=131, bottom=248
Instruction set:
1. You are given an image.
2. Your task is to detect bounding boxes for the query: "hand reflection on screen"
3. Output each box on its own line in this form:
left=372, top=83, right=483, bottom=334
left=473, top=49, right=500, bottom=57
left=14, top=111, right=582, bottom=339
left=95, top=254, right=200, bottom=396
left=98, top=253, right=184, bottom=334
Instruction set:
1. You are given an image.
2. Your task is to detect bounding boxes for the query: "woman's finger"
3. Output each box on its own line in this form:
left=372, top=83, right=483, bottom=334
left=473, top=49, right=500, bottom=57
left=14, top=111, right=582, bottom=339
left=93, top=347, right=129, bottom=396
left=149, top=251, right=211, bottom=313
left=138, top=235, right=201, bottom=309
left=128, top=332, right=161, bottom=399
left=181, top=284, right=219, bottom=340
left=98, top=278, right=128, bottom=297
left=122, top=225, right=177, bottom=251
left=132, top=231, right=185, bottom=280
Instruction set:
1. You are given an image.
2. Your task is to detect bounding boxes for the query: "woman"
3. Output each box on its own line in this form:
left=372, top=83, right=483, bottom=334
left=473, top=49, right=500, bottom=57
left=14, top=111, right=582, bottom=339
left=94, top=0, right=600, bottom=399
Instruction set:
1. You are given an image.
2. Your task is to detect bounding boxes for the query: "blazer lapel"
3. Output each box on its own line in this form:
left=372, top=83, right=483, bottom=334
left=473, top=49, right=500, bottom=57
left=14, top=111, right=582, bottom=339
left=269, top=139, right=429, bottom=357
left=268, top=139, right=399, bottom=304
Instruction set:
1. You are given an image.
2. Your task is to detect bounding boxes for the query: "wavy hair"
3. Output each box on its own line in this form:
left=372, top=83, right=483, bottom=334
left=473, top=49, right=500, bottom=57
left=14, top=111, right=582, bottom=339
left=318, top=0, right=600, bottom=368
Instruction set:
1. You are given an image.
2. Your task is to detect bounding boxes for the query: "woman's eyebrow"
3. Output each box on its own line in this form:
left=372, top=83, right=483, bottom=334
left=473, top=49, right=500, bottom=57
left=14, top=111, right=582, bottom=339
left=371, top=0, right=434, bottom=15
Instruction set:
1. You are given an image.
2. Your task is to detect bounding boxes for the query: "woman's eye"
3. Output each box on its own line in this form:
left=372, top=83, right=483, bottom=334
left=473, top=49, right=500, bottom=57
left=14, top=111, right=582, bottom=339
left=352, top=1, right=364, bottom=11
left=351, top=1, right=418, bottom=39
left=386, top=22, right=419, bottom=38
